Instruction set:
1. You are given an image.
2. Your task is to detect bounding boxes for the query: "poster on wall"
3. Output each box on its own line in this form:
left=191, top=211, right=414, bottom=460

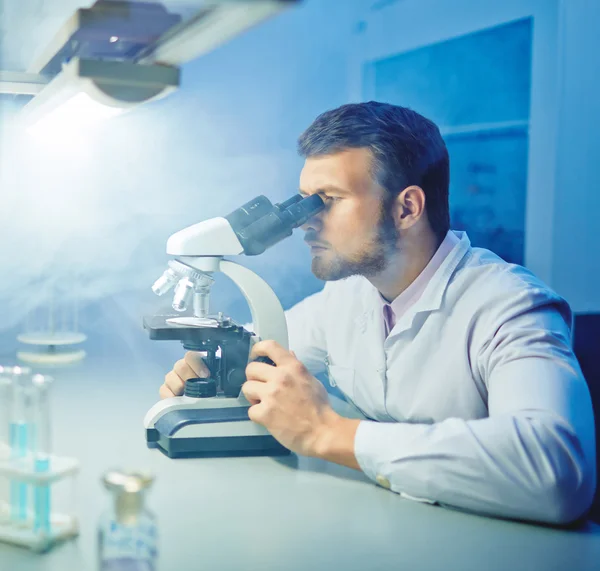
left=367, top=18, right=532, bottom=264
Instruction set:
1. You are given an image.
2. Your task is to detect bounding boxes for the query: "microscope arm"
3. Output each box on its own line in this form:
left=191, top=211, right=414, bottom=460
left=220, top=260, right=288, bottom=350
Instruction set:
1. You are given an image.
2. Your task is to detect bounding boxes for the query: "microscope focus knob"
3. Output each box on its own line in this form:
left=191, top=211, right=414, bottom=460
left=184, top=378, right=217, bottom=398
left=227, top=368, right=247, bottom=388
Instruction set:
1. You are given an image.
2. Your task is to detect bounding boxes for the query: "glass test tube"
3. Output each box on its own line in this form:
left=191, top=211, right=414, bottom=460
left=0, top=367, right=13, bottom=524
left=0, top=366, right=12, bottom=460
left=31, top=374, right=53, bottom=534
left=10, top=366, right=32, bottom=525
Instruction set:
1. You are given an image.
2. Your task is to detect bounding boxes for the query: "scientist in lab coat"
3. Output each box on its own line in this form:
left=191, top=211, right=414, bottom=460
left=160, top=101, right=596, bottom=524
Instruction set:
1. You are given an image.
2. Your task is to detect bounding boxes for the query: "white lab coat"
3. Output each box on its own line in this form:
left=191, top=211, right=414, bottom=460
left=284, top=231, right=596, bottom=524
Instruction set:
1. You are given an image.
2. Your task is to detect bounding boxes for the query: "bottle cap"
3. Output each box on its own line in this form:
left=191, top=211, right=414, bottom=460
left=103, top=470, right=154, bottom=524
left=103, top=470, right=154, bottom=494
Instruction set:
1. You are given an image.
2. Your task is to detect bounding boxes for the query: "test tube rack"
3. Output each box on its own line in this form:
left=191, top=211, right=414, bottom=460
left=0, top=454, right=79, bottom=552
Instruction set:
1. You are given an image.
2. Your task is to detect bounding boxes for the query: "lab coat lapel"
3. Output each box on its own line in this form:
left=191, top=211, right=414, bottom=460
left=352, top=288, right=388, bottom=413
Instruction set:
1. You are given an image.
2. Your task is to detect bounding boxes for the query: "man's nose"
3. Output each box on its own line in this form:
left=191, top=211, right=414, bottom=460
left=300, top=210, right=324, bottom=233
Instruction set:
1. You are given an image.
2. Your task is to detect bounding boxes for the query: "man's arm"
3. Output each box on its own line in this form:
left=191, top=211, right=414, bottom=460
left=245, top=303, right=596, bottom=525
left=338, top=304, right=596, bottom=524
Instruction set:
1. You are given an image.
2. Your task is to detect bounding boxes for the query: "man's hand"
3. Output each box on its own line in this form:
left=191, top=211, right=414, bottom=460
left=243, top=340, right=361, bottom=465
left=159, top=351, right=210, bottom=399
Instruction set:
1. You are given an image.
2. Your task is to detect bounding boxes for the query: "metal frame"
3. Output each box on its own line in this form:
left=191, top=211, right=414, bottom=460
left=0, top=72, right=48, bottom=96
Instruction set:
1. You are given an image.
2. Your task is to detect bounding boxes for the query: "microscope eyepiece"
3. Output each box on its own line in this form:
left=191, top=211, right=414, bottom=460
left=224, top=193, right=325, bottom=256
left=277, top=194, right=303, bottom=210
left=282, top=194, right=324, bottom=227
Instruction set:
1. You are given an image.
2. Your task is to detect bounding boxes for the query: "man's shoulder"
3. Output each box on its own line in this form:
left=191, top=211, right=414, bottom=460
left=453, top=245, right=571, bottom=322
left=459, top=246, right=553, bottom=293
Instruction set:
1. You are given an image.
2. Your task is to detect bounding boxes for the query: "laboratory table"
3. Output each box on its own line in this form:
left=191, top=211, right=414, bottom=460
left=1, top=355, right=599, bottom=571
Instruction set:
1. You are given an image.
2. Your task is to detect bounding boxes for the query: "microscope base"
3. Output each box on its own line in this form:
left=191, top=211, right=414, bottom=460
left=145, top=396, right=290, bottom=458
left=147, top=431, right=289, bottom=459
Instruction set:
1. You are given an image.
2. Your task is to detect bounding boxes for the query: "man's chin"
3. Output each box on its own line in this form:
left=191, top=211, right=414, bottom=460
left=311, top=257, right=352, bottom=282
left=310, top=249, right=389, bottom=281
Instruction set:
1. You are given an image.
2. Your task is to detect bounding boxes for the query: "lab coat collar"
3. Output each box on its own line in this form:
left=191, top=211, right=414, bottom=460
left=409, top=230, right=470, bottom=314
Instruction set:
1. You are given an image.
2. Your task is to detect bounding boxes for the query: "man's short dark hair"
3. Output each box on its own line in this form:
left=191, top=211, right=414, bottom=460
left=297, top=101, right=450, bottom=240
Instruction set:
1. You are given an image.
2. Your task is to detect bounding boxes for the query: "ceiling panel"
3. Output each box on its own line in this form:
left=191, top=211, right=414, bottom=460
left=0, top=1, right=207, bottom=71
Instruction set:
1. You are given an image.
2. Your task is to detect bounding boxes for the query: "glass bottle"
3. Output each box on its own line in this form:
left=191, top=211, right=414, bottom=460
left=98, top=470, right=157, bottom=571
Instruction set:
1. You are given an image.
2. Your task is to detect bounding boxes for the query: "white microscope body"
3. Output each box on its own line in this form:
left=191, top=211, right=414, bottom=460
left=143, top=194, right=324, bottom=458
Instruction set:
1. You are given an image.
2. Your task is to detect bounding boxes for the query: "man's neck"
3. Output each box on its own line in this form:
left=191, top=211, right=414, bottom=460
left=368, top=229, right=443, bottom=302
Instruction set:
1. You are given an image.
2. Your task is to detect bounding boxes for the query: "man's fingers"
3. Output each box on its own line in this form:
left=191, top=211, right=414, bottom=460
left=184, top=352, right=210, bottom=377
left=241, top=380, right=267, bottom=403
left=174, top=359, right=203, bottom=383
left=164, top=370, right=185, bottom=397
left=250, top=340, right=294, bottom=366
left=159, top=384, right=175, bottom=399
left=247, top=401, right=267, bottom=425
left=162, top=354, right=209, bottom=400
left=245, top=361, right=277, bottom=382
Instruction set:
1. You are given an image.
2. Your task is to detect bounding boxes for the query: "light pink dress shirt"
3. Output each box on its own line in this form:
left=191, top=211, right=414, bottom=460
left=381, top=231, right=460, bottom=337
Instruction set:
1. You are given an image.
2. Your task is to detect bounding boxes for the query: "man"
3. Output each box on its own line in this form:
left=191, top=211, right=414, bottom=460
left=160, top=102, right=596, bottom=524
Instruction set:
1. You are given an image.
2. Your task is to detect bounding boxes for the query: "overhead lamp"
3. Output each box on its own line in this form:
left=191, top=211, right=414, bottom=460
left=20, top=57, right=179, bottom=138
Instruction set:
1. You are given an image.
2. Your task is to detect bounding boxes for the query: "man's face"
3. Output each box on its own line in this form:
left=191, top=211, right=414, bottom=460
left=299, top=147, right=398, bottom=281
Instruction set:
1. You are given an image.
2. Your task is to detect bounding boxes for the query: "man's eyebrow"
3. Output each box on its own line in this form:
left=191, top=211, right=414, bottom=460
left=299, top=185, right=348, bottom=196
left=319, top=185, right=348, bottom=194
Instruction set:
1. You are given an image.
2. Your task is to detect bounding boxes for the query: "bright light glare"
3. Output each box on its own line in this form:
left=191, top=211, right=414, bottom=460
left=27, top=92, right=124, bottom=142
left=109, top=36, right=119, bottom=43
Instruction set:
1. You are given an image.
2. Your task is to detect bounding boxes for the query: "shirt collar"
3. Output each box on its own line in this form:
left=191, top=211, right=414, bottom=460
left=379, top=230, right=463, bottom=315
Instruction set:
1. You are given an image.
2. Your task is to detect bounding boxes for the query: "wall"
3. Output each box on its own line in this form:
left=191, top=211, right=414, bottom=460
left=551, top=0, right=600, bottom=313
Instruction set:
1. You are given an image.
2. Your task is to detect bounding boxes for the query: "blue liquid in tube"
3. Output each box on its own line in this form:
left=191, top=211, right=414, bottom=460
left=34, top=457, right=51, bottom=533
left=9, top=421, right=28, bottom=522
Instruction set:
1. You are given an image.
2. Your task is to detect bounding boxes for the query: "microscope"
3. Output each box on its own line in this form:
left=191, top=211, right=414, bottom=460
left=143, top=193, right=324, bottom=458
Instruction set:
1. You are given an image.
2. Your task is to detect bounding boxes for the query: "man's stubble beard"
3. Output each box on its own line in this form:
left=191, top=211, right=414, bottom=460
left=311, top=200, right=398, bottom=281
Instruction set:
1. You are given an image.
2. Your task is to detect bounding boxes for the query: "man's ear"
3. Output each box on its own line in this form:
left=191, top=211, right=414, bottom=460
left=393, top=185, right=426, bottom=229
